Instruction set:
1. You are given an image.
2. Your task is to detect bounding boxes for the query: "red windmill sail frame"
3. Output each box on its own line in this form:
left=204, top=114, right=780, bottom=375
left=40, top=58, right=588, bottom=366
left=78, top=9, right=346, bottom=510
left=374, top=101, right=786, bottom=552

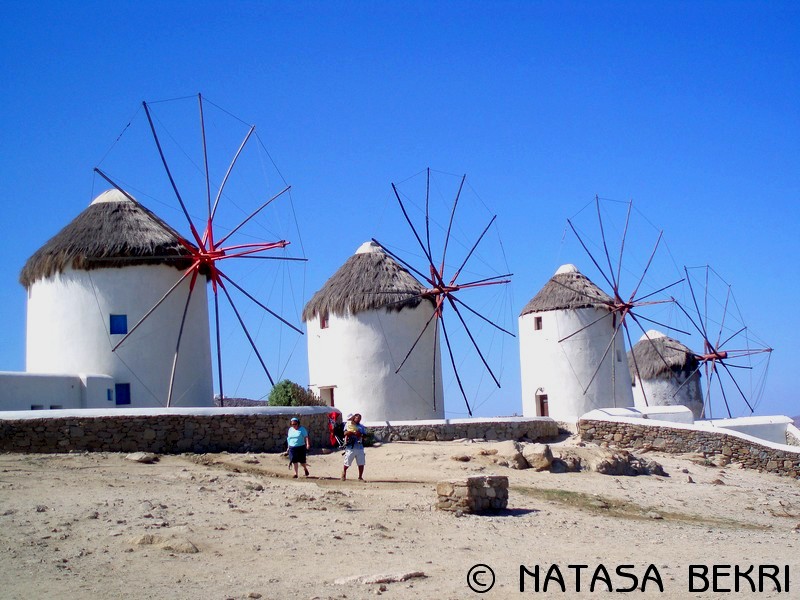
left=560, top=196, right=688, bottom=404
left=674, top=265, right=773, bottom=418
left=373, top=168, right=514, bottom=416
left=94, top=94, right=304, bottom=405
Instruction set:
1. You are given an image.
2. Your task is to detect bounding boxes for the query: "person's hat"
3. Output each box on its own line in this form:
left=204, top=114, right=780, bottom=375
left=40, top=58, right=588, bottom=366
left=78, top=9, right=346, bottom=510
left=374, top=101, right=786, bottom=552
left=345, top=413, right=354, bottom=420
left=290, top=417, right=299, bottom=423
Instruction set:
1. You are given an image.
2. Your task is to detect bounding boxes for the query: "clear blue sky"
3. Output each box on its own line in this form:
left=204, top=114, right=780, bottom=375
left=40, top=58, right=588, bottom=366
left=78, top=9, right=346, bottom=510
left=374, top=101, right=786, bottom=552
left=1, top=1, right=797, bottom=418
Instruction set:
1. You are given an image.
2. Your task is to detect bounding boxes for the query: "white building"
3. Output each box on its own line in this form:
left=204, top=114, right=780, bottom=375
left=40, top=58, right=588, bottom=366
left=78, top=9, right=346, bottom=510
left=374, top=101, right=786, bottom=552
left=11, top=189, right=213, bottom=409
left=518, top=264, right=633, bottom=420
left=628, top=330, right=704, bottom=419
left=302, top=241, right=444, bottom=421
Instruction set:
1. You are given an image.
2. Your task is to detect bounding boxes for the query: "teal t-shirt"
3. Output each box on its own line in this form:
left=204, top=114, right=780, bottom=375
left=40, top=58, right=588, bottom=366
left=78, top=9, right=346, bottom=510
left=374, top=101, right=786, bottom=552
left=287, top=426, right=308, bottom=447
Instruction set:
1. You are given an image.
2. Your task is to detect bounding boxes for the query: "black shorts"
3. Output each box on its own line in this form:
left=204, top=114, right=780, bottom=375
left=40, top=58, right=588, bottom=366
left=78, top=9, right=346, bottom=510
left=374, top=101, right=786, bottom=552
left=288, top=446, right=307, bottom=464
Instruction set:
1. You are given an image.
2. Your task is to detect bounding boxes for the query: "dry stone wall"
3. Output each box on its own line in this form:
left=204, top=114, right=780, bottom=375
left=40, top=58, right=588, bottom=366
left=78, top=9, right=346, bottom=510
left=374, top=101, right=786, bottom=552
left=0, top=412, right=559, bottom=455
left=579, top=418, right=800, bottom=478
left=436, top=475, right=509, bottom=513
left=0, top=411, right=332, bottom=454
left=369, top=418, right=558, bottom=443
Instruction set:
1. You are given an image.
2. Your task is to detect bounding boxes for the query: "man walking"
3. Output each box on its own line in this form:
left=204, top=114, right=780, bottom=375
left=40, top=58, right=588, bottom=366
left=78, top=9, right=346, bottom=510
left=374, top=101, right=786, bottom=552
left=341, top=413, right=366, bottom=481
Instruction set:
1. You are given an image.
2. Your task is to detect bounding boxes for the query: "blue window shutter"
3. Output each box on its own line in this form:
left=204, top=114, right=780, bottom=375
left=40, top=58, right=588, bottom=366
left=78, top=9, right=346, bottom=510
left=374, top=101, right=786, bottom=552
left=110, top=314, right=128, bottom=335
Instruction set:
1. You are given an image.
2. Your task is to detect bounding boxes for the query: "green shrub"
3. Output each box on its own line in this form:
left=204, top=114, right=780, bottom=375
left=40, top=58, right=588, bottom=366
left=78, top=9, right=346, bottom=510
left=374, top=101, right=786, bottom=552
left=267, top=380, right=325, bottom=407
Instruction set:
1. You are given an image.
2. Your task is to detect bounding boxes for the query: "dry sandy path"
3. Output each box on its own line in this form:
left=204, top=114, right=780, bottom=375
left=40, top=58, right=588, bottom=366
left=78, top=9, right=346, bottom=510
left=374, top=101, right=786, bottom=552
left=1, top=439, right=799, bottom=599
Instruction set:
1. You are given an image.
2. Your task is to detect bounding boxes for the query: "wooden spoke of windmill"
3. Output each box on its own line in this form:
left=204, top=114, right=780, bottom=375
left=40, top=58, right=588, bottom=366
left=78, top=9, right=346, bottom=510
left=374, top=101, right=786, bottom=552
left=94, top=94, right=305, bottom=404
left=563, top=196, right=688, bottom=402
left=372, top=168, right=513, bottom=415
left=674, top=265, right=772, bottom=418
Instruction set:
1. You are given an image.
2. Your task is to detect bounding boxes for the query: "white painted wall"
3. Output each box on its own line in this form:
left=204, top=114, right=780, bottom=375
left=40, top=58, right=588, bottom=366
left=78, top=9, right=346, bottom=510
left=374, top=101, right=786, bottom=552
left=79, top=374, right=116, bottom=406
left=582, top=412, right=799, bottom=450
left=696, top=415, right=793, bottom=445
left=519, top=306, right=633, bottom=420
left=631, top=372, right=704, bottom=419
left=787, top=423, right=800, bottom=445
left=307, top=305, right=444, bottom=421
left=583, top=405, right=695, bottom=424
left=26, top=265, right=213, bottom=407
left=0, top=371, right=115, bottom=410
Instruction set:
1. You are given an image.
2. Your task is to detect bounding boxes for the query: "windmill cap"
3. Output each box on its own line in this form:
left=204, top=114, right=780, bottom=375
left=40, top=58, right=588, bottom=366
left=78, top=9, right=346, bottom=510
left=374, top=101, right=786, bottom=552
left=555, top=263, right=579, bottom=275
left=639, top=330, right=666, bottom=341
left=90, top=189, right=130, bottom=205
left=355, top=240, right=383, bottom=254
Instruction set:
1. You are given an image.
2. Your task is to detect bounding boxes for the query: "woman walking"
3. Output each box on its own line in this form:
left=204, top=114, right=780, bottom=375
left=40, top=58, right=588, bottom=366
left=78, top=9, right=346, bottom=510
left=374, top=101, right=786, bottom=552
left=287, top=417, right=310, bottom=478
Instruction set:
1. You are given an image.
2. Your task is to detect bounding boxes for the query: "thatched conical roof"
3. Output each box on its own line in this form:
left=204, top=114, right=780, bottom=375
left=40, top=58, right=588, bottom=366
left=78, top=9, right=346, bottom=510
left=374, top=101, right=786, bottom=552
left=20, top=189, right=195, bottom=288
left=302, top=241, right=432, bottom=321
left=519, top=264, right=612, bottom=316
left=627, top=330, right=700, bottom=380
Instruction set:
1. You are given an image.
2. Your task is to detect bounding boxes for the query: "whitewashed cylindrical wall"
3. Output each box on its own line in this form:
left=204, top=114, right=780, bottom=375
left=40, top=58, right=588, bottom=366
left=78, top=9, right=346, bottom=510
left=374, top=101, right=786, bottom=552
left=632, top=373, right=704, bottom=419
left=26, top=265, right=213, bottom=408
left=306, top=305, right=444, bottom=421
left=519, top=307, right=633, bottom=420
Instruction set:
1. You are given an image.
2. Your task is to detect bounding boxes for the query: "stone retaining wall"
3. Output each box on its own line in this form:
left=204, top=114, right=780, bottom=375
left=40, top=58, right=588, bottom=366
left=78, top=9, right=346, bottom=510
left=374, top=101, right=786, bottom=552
left=436, top=476, right=509, bottom=513
left=579, top=418, right=800, bottom=478
left=0, top=411, right=559, bottom=455
left=368, top=418, right=558, bottom=443
left=0, top=411, right=333, bottom=454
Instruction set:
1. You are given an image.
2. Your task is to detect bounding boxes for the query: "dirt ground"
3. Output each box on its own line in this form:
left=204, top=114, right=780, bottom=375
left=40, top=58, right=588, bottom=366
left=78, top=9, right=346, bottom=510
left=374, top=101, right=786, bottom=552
left=1, top=437, right=799, bottom=599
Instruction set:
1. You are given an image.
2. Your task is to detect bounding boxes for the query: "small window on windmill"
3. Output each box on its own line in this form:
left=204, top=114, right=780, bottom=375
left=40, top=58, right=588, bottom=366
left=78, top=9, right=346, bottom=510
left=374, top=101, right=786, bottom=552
left=115, top=383, right=131, bottom=405
left=616, top=349, right=622, bottom=362
left=320, top=314, right=329, bottom=329
left=319, top=387, right=334, bottom=407
left=49, top=405, right=62, bottom=410
left=534, top=316, right=543, bottom=331
left=107, top=389, right=113, bottom=402
left=110, top=314, right=128, bottom=335
left=30, top=404, right=44, bottom=410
